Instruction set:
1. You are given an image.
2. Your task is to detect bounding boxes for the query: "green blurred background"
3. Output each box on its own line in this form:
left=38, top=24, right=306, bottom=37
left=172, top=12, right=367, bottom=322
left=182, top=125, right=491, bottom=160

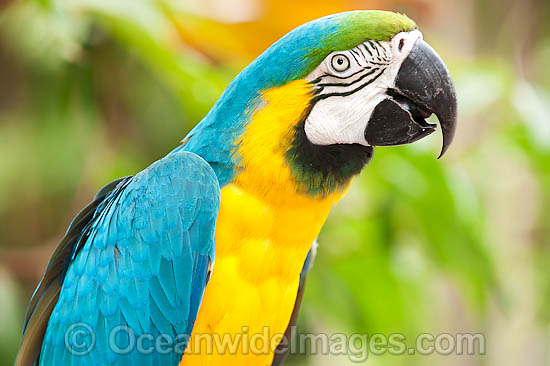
left=0, top=0, right=548, bottom=365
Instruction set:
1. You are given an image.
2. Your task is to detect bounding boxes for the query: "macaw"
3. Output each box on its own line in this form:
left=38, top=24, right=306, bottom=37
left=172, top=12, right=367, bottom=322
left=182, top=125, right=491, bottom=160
left=15, top=10, right=457, bottom=366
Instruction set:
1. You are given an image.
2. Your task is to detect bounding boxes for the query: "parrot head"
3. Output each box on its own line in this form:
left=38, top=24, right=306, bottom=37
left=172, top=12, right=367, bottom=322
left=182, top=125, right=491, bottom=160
left=184, top=10, right=457, bottom=197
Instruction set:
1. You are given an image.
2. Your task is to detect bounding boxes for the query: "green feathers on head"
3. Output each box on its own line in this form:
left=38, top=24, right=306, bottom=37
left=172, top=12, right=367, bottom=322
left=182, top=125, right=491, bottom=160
left=324, top=11, right=415, bottom=46
left=301, top=11, right=416, bottom=76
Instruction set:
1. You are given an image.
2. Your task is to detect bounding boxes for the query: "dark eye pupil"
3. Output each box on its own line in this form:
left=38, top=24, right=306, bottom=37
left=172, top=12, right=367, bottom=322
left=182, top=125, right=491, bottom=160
left=398, top=39, right=405, bottom=51
left=337, top=58, right=344, bottom=65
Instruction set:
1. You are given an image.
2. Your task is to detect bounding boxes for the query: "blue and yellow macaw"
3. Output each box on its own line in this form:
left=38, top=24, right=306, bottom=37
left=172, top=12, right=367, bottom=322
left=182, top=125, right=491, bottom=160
left=16, top=10, right=457, bottom=366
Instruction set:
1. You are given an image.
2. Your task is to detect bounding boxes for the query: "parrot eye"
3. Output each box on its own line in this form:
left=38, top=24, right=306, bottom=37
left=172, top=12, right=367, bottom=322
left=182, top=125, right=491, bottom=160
left=330, top=54, right=350, bottom=72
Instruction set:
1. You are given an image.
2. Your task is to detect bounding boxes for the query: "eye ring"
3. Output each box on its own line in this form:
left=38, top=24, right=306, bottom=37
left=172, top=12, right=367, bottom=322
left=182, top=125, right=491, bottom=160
left=330, top=54, right=351, bottom=72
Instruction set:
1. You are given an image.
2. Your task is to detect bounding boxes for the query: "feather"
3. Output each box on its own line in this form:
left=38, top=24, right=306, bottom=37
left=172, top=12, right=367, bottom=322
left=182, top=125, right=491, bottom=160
left=15, top=152, right=220, bottom=365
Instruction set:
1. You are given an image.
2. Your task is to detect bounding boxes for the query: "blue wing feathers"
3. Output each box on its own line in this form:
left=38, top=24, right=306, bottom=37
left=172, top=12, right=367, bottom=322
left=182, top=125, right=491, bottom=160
left=17, top=151, right=220, bottom=366
left=187, top=253, right=210, bottom=334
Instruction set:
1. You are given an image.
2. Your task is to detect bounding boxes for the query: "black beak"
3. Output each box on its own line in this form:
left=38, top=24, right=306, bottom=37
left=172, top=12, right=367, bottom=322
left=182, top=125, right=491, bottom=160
left=364, top=39, right=458, bottom=158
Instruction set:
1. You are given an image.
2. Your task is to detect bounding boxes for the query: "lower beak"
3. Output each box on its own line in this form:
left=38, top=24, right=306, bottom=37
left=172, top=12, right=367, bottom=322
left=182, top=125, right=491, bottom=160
left=364, top=39, right=458, bottom=158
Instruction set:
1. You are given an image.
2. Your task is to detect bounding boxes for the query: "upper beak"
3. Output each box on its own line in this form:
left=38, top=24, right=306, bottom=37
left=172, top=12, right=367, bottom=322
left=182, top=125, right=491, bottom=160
left=364, top=39, right=458, bottom=158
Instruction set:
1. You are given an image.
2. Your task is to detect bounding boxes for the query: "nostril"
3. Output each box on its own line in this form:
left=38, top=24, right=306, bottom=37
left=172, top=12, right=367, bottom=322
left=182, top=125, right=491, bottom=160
left=398, top=39, right=405, bottom=52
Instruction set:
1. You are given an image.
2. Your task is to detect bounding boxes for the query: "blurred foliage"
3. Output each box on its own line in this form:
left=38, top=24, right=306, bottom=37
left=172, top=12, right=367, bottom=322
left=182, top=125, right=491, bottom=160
left=0, top=0, right=549, bottom=365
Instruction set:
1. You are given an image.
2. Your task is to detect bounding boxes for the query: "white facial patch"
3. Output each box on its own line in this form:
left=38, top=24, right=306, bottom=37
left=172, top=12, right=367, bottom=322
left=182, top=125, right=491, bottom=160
left=304, top=30, right=423, bottom=146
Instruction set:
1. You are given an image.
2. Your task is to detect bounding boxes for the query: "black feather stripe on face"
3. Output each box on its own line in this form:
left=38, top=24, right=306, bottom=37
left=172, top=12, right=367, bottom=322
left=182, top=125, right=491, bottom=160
left=312, top=67, right=386, bottom=102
